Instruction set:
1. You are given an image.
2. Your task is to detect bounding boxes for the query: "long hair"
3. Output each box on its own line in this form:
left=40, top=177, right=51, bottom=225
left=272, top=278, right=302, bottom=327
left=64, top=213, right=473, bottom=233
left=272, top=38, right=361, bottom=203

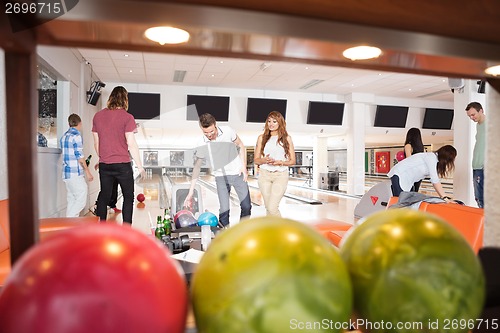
left=258, top=111, right=290, bottom=159
left=436, top=145, right=456, bottom=178
left=107, top=86, right=128, bottom=110
left=404, top=127, right=424, bottom=154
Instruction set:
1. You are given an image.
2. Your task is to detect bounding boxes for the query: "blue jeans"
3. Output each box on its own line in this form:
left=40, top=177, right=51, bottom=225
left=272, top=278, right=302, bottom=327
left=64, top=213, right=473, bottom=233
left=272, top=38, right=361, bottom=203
left=473, top=169, right=484, bottom=208
left=97, top=162, right=135, bottom=223
left=215, top=174, right=252, bottom=226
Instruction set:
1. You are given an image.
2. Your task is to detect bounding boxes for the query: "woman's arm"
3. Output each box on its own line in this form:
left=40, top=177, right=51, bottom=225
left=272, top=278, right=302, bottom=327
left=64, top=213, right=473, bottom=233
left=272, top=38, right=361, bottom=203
left=432, top=182, right=451, bottom=200
left=404, top=143, right=412, bottom=158
left=253, top=135, right=272, bottom=165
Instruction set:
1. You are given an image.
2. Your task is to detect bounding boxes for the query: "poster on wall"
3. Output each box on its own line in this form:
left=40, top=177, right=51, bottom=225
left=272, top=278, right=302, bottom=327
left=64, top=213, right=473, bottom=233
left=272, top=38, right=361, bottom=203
left=375, top=151, right=390, bottom=173
left=143, top=151, right=158, bottom=166
left=170, top=151, right=185, bottom=166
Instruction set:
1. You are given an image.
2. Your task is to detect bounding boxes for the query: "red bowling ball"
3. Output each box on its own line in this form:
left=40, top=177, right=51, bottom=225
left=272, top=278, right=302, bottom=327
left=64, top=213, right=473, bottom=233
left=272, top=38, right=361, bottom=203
left=0, top=224, right=188, bottom=333
left=137, top=193, right=145, bottom=203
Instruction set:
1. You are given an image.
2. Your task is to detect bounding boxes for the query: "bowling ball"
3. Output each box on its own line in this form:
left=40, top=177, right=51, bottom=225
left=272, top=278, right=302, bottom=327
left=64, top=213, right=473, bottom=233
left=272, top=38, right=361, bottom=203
left=0, top=224, right=188, bottom=333
left=191, top=217, right=352, bottom=333
left=197, top=211, right=218, bottom=227
left=137, top=202, right=146, bottom=209
left=175, top=212, right=198, bottom=229
left=174, top=209, right=194, bottom=224
left=137, top=193, right=145, bottom=203
left=340, top=209, right=485, bottom=333
left=395, top=150, right=405, bottom=162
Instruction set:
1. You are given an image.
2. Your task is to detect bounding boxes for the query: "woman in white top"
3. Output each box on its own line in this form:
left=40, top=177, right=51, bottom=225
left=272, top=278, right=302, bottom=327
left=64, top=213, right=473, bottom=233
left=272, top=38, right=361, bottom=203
left=388, top=145, right=456, bottom=199
left=254, top=111, right=295, bottom=216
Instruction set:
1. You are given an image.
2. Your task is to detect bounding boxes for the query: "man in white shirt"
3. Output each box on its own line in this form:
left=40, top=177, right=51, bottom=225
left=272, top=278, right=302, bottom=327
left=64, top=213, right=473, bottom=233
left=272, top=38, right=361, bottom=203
left=185, top=113, right=252, bottom=227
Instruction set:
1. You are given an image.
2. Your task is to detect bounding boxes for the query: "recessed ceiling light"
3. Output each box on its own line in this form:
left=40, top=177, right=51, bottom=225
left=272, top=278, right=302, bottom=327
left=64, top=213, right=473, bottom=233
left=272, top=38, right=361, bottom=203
left=220, top=61, right=224, bottom=64
left=211, top=74, right=215, bottom=77
left=129, top=70, right=133, bottom=73
left=342, top=46, right=382, bottom=61
left=144, top=26, right=190, bottom=45
left=124, top=54, right=129, bottom=57
left=485, top=65, right=500, bottom=76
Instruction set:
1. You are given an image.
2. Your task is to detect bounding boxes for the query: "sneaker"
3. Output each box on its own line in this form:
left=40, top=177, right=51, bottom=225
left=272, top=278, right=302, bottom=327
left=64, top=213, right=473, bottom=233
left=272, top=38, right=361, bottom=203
left=112, top=207, right=122, bottom=213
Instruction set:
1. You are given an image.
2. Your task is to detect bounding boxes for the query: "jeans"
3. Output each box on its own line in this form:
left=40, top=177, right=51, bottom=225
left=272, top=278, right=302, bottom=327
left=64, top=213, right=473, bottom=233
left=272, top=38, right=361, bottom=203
left=390, top=175, right=403, bottom=197
left=215, top=174, right=252, bottom=226
left=64, top=175, right=88, bottom=217
left=97, top=162, right=135, bottom=223
left=473, top=169, right=484, bottom=208
left=258, top=169, right=289, bottom=216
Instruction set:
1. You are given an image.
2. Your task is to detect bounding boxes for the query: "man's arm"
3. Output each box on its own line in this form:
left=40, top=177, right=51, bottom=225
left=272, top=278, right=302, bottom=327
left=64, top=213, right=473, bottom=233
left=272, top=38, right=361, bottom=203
left=125, top=132, right=145, bottom=178
left=233, top=134, right=248, bottom=181
left=184, top=158, right=203, bottom=207
left=92, top=132, right=100, bottom=157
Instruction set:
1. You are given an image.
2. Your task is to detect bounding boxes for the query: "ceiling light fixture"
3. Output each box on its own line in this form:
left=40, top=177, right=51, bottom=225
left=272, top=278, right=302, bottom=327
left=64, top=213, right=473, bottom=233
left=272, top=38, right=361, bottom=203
left=485, top=65, right=500, bottom=76
left=144, top=26, right=190, bottom=45
left=342, top=46, right=382, bottom=61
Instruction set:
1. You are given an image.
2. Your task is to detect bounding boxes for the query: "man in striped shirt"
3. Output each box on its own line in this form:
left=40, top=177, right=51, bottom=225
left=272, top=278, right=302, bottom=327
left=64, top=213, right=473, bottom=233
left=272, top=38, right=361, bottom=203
left=60, top=114, right=94, bottom=217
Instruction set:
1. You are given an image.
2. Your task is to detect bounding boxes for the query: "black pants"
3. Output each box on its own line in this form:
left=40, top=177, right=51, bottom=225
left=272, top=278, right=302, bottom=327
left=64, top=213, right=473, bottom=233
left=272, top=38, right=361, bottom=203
left=96, top=179, right=119, bottom=208
left=97, top=162, right=134, bottom=223
left=390, top=175, right=420, bottom=197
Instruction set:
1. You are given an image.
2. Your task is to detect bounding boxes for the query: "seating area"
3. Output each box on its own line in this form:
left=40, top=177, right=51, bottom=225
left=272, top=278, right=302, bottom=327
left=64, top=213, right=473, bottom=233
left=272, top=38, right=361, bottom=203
left=0, top=199, right=99, bottom=287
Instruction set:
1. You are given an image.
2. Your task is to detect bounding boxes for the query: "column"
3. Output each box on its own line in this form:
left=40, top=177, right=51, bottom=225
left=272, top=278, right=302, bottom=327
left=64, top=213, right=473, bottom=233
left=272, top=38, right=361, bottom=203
left=312, top=136, right=328, bottom=188
left=484, top=80, right=500, bottom=247
left=346, top=94, right=370, bottom=196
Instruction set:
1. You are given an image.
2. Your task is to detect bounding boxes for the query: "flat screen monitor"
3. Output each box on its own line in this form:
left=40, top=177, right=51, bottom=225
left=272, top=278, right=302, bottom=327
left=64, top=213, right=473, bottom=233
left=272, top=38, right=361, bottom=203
left=186, top=95, right=230, bottom=121
left=307, top=101, right=344, bottom=125
left=127, top=92, right=161, bottom=120
left=246, top=98, right=287, bottom=123
left=374, top=105, right=408, bottom=128
left=422, top=108, right=454, bottom=129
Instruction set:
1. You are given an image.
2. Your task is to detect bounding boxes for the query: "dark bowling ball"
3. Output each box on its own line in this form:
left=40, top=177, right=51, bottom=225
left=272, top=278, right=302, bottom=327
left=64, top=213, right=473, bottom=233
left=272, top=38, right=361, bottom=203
left=176, top=212, right=198, bottom=229
left=174, top=210, right=194, bottom=225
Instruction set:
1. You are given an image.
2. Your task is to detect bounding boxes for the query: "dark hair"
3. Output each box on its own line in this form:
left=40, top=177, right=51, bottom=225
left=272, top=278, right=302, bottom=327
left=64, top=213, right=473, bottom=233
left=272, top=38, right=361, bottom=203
left=68, top=113, right=81, bottom=127
left=436, top=145, right=456, bottom=178
left=404, top=127, right=424, bottom=155
left=258, top=111, right=291, bottom=159
left=199, top=113, right=216, bottom=128
left=107, top=86, right=128, bottom=110
left=466, top=102, right=483, bottom=111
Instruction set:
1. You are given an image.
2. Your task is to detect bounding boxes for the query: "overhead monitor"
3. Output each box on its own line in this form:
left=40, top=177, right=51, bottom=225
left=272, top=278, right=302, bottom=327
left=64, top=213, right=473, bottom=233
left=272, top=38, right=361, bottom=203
left=422, top=108, right=454, bottom=130
left=246, top=98, right=287, bottom=123
left=186, top=95, right=230, bottom=121
left=127, top=92, right=161, bottom=120
left=307, top=101, right=344, bottom=125
left=374, top=105, right=409, bottom=128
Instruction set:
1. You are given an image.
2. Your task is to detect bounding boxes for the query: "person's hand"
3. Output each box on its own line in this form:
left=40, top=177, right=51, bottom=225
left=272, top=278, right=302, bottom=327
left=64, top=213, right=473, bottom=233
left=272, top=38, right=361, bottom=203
left=241, top=167, right=248, bottom=182
left=441, top=196, right=453, bottom=202
left=86, top=170, right=94, bottom=182
left=264, top=154, right=275, bottom=165
left=138, top=166, right=146, bottom=179
left=94, top=163, right=99, bottom=171
left=183, top=192, right=193, bottom=208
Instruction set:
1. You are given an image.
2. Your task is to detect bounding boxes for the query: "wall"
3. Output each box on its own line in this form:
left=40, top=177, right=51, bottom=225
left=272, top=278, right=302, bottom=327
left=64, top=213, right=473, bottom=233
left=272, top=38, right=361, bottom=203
left=35, top=46, right=99, bottom=217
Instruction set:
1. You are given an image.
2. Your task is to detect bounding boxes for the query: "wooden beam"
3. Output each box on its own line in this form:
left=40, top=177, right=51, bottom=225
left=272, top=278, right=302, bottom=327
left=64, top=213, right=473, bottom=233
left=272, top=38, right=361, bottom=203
left=2, top=13, right=39, bottom=263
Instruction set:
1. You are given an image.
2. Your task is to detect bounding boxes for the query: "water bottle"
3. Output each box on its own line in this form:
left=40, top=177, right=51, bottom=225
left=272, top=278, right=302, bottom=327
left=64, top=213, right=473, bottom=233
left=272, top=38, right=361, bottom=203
left=85, top=154, right=92, bottom=167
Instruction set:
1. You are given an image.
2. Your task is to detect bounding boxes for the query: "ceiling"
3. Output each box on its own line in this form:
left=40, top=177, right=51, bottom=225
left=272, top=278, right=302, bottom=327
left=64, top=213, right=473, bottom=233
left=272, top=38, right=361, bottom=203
left=78, top=48, right=454, bottom=101
left=14, top=0, right=500, bottom=148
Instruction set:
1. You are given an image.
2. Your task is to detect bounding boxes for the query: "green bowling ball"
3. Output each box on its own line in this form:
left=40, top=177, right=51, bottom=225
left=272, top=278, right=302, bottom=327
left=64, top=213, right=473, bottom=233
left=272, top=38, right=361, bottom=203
left=340, top=209, right=485, bottom=333
left=191, top=217, right=353, bottom=333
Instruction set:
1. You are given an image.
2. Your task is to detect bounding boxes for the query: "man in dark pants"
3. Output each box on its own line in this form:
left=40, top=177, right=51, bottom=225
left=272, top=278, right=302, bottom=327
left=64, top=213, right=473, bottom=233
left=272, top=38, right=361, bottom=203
left=184, top=113, right=251, bottom=227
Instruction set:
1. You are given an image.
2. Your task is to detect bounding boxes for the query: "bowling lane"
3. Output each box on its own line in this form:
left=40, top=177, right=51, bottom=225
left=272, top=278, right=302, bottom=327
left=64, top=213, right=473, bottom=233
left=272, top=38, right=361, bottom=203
left=106, top=171, right=360, bottom=235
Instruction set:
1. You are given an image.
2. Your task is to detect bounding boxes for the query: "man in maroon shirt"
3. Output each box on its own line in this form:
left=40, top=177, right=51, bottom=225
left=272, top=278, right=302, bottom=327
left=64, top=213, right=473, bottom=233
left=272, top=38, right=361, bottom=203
left=92, top=86, right=145, bottom=224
